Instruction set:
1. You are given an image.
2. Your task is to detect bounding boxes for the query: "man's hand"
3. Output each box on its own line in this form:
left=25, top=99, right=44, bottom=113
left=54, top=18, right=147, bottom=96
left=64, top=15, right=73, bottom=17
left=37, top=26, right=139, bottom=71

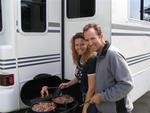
left=90, top=93, right=104, bottom=104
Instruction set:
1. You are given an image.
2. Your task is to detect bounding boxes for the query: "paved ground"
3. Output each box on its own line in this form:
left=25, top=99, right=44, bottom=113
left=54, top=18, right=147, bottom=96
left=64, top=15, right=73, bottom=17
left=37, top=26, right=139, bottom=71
left=132, top=92, right=150, bottom=113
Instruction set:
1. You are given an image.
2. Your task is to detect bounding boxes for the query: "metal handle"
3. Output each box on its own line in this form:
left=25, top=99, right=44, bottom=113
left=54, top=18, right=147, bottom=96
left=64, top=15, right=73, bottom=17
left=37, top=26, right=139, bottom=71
left=47, top=86, right=58, bottom=89
left=79, top=100, right=90, bottom=107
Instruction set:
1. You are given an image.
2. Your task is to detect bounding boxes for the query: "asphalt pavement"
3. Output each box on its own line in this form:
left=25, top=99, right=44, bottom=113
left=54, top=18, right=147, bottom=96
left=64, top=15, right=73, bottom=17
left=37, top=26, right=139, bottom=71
left=132, top=91, right=150, bottom=113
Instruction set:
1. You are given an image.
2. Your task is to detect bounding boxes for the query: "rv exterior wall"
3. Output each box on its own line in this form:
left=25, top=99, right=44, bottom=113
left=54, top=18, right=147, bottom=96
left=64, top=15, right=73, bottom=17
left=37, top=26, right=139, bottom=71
left=112, top=0, right=150, bottom=102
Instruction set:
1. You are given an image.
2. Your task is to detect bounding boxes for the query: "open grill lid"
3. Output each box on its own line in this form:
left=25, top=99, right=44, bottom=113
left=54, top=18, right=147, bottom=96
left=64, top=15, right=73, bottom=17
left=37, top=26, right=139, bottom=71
left=20, top=74, right=62, bottom=106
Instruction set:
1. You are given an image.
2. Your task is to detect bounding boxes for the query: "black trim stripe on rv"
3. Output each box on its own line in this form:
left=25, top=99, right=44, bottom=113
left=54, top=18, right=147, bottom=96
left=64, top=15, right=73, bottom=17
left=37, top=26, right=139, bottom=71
left=0, top=54, right=60, bottom=70
left=48, top=22, right=61, bottom=33
left=18, top=60, right=60, bottom=68
left=47, top=30, right=60, bottom=33
left=112, top=24, right=150, bottom=32
left=18, top=54, right=60, bottom=67
left=48, top=22, right=60, bottom=27
left=112, top=24, right=150, bottom=36
left=18, top=54, right=60, bottom=60
left=126, top=52, right=150, bottom=66
left=0, top=58, right=16, bottom=70
left=0, top=58, right=16, bottom=62
left=112, top=32, right=150, bottom=36
left=1, top=53, right=150, bottom=69
left=111, top=31, right=150, bottom=65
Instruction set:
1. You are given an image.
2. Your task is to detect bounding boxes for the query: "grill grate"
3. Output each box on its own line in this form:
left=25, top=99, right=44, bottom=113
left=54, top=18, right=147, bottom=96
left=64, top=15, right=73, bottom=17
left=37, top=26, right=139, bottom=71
left=24, top=101, right=81, bottom=113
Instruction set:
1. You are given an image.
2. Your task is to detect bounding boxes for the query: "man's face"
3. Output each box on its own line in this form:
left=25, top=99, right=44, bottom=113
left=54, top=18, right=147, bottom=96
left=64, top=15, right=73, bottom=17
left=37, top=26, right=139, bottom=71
left=84, top=28, right=102, bottom=52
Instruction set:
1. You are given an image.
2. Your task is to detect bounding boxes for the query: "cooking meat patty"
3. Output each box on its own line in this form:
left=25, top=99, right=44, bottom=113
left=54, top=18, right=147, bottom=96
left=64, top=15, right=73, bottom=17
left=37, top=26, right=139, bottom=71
left=32, top=102, right=56, bottom=112
left=52, top=95, right=74, bottom=104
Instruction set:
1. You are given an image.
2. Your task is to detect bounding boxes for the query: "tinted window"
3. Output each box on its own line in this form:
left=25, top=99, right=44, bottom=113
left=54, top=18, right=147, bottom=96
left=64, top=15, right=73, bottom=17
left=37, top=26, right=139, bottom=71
left=67, top=0, right=95, bottom=18
left=144, top=0, right=150, bottom=21
left=0, top=0, right=2, bottom=31
left=21, top=0, right=46, bottom=32
left=130, top=0, right=150, bottom=22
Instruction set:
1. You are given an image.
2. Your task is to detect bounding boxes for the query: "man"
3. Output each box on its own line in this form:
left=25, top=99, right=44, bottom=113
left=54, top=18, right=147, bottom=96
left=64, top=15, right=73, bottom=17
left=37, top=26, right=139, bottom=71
left=83, top=23, right=134, bottom=113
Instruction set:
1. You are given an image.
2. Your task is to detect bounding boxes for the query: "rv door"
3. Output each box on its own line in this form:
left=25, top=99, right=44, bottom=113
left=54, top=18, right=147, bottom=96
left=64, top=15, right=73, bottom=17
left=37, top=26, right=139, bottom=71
left=64, top=0, right=111, bottom=80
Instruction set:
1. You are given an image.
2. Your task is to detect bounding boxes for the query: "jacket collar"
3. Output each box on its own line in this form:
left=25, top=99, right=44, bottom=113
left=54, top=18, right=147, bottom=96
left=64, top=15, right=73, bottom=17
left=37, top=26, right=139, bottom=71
left=97, top=41, right=110, bottom=58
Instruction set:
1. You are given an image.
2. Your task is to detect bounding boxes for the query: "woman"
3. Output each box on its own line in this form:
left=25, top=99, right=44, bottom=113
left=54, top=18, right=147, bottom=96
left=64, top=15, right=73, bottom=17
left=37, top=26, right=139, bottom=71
left=41, top=32, right=97, bottom=113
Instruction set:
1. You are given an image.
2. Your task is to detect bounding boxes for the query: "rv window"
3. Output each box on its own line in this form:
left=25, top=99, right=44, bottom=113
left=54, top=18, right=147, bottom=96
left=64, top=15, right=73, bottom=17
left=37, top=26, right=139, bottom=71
left=67, top=0, right=95, bottom=18
left=130, top=0, right=150, bottom=22
left=144, top=0, right=150, bottom=21
left=21, top=0, right=46, bottom=32
left=0, top=0, right=2, bottom=31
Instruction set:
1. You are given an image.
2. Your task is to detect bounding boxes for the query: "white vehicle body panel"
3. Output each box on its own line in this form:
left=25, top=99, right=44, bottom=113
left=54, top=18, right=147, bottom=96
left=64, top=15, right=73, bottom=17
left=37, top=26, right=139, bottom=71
left=0, top=0, right=149, bottom=112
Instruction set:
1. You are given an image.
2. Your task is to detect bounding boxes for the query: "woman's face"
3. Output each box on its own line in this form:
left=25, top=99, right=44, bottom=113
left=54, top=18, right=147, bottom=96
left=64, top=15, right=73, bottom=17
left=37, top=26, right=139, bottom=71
left=75, top=38, right=88, bottom=55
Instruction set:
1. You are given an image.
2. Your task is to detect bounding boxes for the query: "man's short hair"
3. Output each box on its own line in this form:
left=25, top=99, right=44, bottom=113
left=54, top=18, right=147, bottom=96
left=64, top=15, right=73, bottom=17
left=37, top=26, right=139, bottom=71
left=83, top=23, right=102, bottom=35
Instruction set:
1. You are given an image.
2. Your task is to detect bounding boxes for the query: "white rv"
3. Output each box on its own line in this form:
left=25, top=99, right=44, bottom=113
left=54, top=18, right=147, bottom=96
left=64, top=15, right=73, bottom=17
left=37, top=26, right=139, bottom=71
left=0, top=0, right=150, bottom=112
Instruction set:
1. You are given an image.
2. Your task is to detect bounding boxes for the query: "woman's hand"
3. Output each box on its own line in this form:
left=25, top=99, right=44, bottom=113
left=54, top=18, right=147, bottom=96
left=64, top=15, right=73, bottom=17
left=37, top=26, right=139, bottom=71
left=59, top=82, right=70, bottom=89
left=40, top=86, right=49, bottom=97
left=82, top=107, right=87, bottom=113
left=59, top=78, right=78, bottom=89
left=82, top=104, right=89, bottom=113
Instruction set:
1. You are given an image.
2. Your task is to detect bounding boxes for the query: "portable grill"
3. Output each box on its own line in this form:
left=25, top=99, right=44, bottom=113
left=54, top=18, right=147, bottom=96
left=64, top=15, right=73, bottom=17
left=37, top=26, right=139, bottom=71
left=20, top=74, right=83, bottom=113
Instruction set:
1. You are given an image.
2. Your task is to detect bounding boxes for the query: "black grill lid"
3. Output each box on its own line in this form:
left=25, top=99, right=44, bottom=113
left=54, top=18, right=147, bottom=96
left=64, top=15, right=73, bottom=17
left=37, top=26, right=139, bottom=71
left=20, top=74, right=61, bottom=106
